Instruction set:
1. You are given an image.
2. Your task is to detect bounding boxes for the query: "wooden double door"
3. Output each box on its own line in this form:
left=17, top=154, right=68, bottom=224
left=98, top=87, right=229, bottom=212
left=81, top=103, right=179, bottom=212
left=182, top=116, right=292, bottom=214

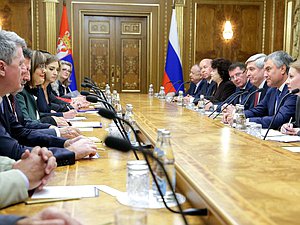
left=83, top=15, right=147, bottom=93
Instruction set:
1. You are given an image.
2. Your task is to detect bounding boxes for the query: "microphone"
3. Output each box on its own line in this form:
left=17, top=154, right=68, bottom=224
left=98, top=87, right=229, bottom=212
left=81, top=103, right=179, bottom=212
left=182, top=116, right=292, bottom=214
left=175, top=81, right=190, bottom=96
left=85, top=96, right=130, bottom=145
left=104, top=135, right=208, bottom=220
left=165, top=80, right=182, bottom=94
left=242, top=88, right=264, bottom=106
left=81, top=82, right=107, bottom=102
left=263, top=88, right=299, bottom=140
left=207, top=90, right=244, bottom=117
left=211, top=90, right=249, bottom=119
left=98, top=108, right=140, bottom=160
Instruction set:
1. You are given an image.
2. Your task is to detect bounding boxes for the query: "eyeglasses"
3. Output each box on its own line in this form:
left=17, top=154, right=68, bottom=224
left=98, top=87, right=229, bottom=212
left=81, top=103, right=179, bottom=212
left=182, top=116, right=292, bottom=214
left=38, top=63, right=46, bottom=69
left=229, top=71, right=245, bottom=80
left=62, top=68, right=72, bottom=73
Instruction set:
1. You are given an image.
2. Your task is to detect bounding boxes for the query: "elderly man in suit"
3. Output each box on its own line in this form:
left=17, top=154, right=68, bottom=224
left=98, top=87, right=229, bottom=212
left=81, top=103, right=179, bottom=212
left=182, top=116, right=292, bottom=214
left=244, top=51, right=296, bottom=129
left=246, top=53, right=269, bottom=104
left=183, top=64, right=207, bottom=104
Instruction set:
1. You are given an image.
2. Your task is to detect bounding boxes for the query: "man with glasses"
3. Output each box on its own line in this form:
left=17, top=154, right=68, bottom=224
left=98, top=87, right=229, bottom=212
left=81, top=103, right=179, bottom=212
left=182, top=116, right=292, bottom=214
left=228, top=62, right=256, bottom=110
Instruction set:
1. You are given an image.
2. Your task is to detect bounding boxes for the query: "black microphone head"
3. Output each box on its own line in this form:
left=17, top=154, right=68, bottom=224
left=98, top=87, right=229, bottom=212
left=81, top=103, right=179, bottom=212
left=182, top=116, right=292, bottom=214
left=291, top=88, right=300, bottom=94
left=80, top=91, right=90, bottom=96
left=85, top=83, right=93, bottom=88
left=104, top=136, right=132, bottom=152
left=81, top=82, right=87, bottom=88
left=98, top=108, right=116, bottom=120
left=84, top=77, right=91, bottom=81
left=86, top=95, right=98, bottom=103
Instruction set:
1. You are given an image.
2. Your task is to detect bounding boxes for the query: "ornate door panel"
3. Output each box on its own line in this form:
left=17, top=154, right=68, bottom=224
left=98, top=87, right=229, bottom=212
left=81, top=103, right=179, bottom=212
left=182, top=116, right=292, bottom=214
left=83, top=15, right=147, bottom=93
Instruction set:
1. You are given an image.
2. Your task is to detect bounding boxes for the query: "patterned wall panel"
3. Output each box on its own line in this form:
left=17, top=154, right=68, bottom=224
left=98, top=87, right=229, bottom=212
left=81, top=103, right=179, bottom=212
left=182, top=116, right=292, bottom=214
left=89, top=20, right=110, bottom=34
left=90, top=38, right=110, bottom=89
left=122, top=39, right=141, bottom=91
left=195, top=3, right=263, bottom=62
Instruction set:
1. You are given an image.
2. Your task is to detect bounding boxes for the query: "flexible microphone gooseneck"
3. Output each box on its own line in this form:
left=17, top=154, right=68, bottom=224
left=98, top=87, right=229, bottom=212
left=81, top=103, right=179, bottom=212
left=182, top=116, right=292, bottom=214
left=99, top=108, right=191, bottom=225
left=242, top=88, right=264, bottom=106
left=104, top=135, right=208, bottom=218
left=175, top=81, right=190, bottom=96
left=207, top=90, right=244, bottom=117
left=81, top=82, right=107, bottom=102
left=212, top=91, right=249, bottom=119
left=263, top=88, right=300, bottom=140
left=85, top=95, right=132, bottom=151
left=165, top=80, right=182, bottom=94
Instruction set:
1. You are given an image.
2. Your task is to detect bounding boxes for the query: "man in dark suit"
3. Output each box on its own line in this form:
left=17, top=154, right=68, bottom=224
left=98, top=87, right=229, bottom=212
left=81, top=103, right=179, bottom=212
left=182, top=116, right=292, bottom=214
left=244, top=51, right=296, bottom=129
left=245, top=53, right=269, bottom=104
left=184, top=64, right=207, bottom=103
left=0, top=30, right=97, bottom=165
left=200, top=58, right=217, bottom=96
left=228, top=62, right=257, bottom=110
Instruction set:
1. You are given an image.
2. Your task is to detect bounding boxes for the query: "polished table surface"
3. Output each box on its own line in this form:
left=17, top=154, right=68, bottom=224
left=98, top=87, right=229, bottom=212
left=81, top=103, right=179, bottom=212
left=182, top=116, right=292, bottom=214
left=0, top=107, right=203, bottom=225
left=2, top=93, right=300, bottom=225
left=119, top=94, right=300, bottom=225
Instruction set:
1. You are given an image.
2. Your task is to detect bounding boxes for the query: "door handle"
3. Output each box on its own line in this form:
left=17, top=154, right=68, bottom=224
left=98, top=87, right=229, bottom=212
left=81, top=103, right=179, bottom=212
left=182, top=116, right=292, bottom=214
left=116, top=65, right=120, bottom=82
left=111, top=65, right=115, bottom=84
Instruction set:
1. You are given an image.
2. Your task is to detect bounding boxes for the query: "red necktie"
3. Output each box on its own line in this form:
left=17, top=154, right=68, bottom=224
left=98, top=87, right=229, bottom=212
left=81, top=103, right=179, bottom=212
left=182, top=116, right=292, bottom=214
left=254, top=92, right=259, bottom=106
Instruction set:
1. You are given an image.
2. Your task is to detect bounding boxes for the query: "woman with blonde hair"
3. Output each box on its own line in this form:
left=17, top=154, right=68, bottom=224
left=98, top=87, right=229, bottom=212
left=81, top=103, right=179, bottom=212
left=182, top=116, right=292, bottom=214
left=281, top=59, right=300, bottom=135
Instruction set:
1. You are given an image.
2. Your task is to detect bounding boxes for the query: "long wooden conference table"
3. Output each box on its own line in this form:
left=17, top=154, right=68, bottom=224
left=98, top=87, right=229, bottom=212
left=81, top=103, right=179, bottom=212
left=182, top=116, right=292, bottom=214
left=1, top=93, right=300, bottom=225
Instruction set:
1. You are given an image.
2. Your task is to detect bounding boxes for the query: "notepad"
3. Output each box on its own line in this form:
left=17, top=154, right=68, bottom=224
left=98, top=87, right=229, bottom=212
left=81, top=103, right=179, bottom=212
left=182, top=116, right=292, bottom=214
left=87, top=136, right=101, bottom=143
left=266, top=135, right=300, bottom=142
left=67, top=117, right=87, bottom=122
left=282, top=147, right=300, bottom=152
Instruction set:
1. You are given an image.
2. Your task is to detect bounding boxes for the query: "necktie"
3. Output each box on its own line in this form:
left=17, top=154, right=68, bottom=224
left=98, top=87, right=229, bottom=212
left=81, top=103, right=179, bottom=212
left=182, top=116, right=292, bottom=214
left=8, top=95, right=15, bottom=114
left=254, top=92, right=259, bottom=106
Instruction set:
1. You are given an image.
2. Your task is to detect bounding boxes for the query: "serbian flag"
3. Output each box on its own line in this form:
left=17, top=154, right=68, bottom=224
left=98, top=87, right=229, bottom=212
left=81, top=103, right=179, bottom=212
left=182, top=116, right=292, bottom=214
left=162, top=9, right=184, bottom=93
left=56, top=1, right=77, bottom=91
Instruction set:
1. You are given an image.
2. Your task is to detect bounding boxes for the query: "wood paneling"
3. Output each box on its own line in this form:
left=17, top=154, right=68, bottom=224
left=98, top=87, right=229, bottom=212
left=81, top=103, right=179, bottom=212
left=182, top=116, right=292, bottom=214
left=0, top=0, right=32, bottom=47
left=195, top=2, right=263, bottom=63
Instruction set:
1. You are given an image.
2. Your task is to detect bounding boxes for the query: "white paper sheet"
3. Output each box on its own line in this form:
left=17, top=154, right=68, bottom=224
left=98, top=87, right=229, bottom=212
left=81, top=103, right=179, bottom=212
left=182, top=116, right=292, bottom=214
left=32, top=185, right=121, bottom=199
left=67, top=117, right=87, bottom=122
left=71, top=121, right=102, bottom=128
left=282, top=147, right=300, bottom=152
left=261, top=129, right=284, bottom=137
left=78, top=128, right=94, bottom=132
left=32, top=185, right=100, bottom=199
left=266, top=135, right=300, bottom=142
left=87, top=136, right=101, bottom=143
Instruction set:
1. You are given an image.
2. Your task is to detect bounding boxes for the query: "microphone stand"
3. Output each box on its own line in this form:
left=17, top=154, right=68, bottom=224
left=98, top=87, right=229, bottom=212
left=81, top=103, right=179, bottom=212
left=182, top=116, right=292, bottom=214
left=165, top=80, right=182, bottom=94
left=99, top=109, right=192, bottom=225
left=263, top=88, right=299, bottom=140
left=207, top=90, right=244, bottom=117
left=86, top=95, right=132, bottom=148
left=82, top=82, right=108, bottom=102
left=211, top=91, right=248, bottom=119
left=242, top=88, right=264, bottom=106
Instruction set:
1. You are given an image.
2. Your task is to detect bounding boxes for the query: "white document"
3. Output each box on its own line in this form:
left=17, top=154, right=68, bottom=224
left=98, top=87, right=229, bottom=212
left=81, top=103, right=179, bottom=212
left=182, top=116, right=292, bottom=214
left=32, top=185, right=100, bottom=199
left=71, top=121, right=102, bottom=128
left=67, top=117, right=87, bottom=122
left=266, top=135, right=300, bottom=142
left=282, top=147, right=300, bottom=153
left=78, top=127, right=93, bottom=132
left=83, top=152, right=100, bottom=159
left=261, top=129, right=284, bottom=137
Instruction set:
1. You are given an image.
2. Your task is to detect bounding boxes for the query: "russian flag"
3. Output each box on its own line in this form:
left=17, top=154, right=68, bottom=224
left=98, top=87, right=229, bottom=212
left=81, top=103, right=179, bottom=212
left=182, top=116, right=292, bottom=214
left=56, top=1, right=77, bottom=91
left=162, top=9, right=184, bottom=93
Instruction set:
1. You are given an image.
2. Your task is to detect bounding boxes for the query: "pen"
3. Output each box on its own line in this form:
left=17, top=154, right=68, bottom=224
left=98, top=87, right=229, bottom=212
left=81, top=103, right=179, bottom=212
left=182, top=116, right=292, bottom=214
left=25, top=197, right=80, bottom=205
left=288, top=117, right=293, bottom=127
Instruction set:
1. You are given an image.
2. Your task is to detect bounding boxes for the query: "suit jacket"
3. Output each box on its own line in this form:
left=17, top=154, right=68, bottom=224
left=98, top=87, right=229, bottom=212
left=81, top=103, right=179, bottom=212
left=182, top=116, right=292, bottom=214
left=232, top=81, right=257, bottom=110
left=207, top=80, right=236, bottom=104
left=185, top=80, right=207, bottom=98
left=0, top=98, right=75, bottom=166
left=0, top=215, right=24, bottom=225
left=46, top=84, right=73, bottom=112
left=16, top=87, right=57, bottom=126
left=257, top=81, right=269, bottom=104
left=1, top=96, right=66, bottom=148
left=205, top=80, right=217, bottom=96
left=245, top=84, right=297, bottom=129
left=0, top=156, right=28, bottom=209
